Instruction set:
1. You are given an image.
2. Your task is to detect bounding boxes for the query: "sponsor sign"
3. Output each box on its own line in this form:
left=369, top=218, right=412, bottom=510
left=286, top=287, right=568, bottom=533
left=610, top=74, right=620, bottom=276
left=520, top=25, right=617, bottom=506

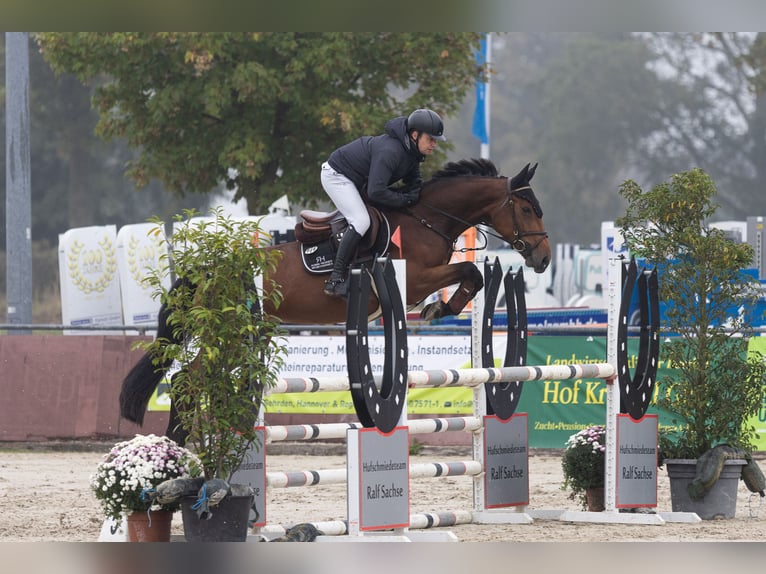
left=484, top=414, right=529, bottom=507
left=348, top=427, right=409, bottom=532
left=230, top=428, right=267, bottom=527
left=615, top=414, right=658, bottom=508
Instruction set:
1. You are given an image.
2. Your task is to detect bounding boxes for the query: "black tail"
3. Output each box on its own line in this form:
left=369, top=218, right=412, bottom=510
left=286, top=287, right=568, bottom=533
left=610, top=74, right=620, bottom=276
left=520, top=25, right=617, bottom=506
left=119, top=278, right=183, bottom=425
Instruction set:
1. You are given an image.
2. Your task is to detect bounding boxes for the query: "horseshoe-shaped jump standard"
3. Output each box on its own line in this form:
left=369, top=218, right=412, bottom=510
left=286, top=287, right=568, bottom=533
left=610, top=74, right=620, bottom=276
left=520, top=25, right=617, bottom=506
left=346, top=257, right=408, bottom=433
left=617, top=258, right=661, bottom=420
left=480, top=257, right=529, bottom=420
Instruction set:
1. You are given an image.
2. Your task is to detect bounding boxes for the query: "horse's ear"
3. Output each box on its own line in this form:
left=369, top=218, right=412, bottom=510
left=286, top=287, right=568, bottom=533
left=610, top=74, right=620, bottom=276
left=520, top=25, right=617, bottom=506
left=528, top=162, right=538, bottom=180
left=510, top=163, right=530, bottom=189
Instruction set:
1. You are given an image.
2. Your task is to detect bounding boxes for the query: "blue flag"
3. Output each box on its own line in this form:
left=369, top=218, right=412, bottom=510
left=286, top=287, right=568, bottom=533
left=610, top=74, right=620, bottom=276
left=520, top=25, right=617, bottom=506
left=472, top=36, right=489, bottom=145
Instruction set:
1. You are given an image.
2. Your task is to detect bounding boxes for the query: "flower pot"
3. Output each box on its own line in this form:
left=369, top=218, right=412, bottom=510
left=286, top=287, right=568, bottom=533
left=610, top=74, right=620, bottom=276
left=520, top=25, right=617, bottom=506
left=665, top=458, right=746, bottom=519
left=585, top=487, right=605, bottom=512
left=181, top=494, right=254, bottom=542
left=126, top=510, right=173, bottom=542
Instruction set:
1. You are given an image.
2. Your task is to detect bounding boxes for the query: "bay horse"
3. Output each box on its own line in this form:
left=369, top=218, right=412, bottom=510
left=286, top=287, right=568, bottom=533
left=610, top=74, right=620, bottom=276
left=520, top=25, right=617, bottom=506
left=119, top=158, right=551, bottom=441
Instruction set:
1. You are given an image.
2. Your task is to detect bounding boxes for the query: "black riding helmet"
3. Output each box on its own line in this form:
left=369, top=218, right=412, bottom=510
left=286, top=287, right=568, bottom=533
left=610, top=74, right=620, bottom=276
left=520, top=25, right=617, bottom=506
left=407, top=108, right=446, bottom=141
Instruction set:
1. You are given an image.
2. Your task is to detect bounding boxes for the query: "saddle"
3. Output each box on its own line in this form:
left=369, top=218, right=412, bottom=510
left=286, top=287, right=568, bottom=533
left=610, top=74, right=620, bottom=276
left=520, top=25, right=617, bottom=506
left=295, top=206, right=391, bottom=274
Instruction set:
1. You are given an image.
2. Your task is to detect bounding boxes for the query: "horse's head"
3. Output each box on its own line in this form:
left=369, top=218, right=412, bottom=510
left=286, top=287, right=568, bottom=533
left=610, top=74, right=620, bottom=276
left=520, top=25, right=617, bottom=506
left=489, top=162, right=551, bottom=273
left=417, top=158, right=551, bottom=274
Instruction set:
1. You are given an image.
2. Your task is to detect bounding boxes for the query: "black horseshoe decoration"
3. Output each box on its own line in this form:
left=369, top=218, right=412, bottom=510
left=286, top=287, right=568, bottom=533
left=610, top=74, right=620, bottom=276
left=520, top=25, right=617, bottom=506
left=346, top=257, right=408, bottom=433
left=482, top=258, right=528, bottom=420
left=625, top=267, right=660, bottom=420
left=618, top=259, right=638, bottom=415
left=505, top=267, right=528, bottom=369
left=617, top=258, right=661, bottom=420
left=347, top=263, right=375, bottom=428
left=480, top=257, right=503, bottom=369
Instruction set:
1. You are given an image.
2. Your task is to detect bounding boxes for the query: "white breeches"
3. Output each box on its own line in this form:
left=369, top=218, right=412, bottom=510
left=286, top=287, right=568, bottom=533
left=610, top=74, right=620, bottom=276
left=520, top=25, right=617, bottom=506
left=321, top=162, right=371, bottom=235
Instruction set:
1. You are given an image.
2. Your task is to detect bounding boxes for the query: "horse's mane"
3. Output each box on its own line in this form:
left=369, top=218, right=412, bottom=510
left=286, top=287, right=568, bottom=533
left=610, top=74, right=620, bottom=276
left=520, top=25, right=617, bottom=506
left=430, top=158, right=500, bottom=180
left=427, top=158, right=543, bottom=218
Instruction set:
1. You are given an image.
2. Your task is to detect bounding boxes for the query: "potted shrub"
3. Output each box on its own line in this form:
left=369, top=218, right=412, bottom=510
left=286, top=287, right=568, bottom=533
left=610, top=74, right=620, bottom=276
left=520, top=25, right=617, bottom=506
left=616, top=168, right=766, bottom=519
left=561, top=425, right=607, bottom=511
left=91, top=433, right=201, bottom=542
left=139, top=208, right=286, bottom=540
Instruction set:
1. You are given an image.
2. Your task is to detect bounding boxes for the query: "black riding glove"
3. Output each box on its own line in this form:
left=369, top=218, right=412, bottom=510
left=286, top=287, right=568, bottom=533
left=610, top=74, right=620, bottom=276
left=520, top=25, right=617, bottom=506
left=403, top=188, right=421, bottom=207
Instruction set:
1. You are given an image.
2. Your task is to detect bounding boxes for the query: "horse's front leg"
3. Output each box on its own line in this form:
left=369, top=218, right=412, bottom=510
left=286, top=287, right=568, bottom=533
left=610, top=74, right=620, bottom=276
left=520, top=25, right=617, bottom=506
left=419, top=262, right=484, bottom=321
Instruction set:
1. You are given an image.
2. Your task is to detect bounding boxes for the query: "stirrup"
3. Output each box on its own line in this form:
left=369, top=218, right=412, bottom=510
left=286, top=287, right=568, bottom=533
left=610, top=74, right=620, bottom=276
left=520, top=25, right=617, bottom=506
left=323, top=277, right=348, bottom=297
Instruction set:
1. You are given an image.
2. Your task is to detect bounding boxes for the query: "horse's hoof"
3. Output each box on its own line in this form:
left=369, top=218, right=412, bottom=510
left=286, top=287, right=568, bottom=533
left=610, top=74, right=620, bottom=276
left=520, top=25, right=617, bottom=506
left=420, top=301, right=446, bottom=321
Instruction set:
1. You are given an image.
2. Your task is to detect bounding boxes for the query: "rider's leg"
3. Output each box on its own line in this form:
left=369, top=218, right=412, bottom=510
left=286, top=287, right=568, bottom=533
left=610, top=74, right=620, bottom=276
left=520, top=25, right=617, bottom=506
left=320, top=163, right=371, bottom=297
left=323, top=225, right=362, bottom=296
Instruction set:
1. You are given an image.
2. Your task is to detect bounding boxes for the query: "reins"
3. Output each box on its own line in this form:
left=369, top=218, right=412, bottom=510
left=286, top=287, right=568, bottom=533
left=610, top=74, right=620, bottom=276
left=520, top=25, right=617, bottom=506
left=406, top=202, right=482, bottom=250
left=405, top=177, right=549, bottom=257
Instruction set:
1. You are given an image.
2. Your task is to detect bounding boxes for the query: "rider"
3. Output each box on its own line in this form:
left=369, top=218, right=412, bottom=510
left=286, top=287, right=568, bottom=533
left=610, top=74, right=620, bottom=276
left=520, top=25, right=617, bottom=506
left=320, top=108, right=446, bottom=297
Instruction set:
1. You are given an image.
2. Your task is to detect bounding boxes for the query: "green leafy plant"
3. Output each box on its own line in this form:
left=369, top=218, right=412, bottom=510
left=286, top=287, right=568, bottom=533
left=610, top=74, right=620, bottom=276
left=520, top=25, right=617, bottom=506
left=91, top=434, right=201, bottom=522
left=139, top=208, right=286, bottom=481
left=616, top=168, right=766, bottom=461
left=561, top=425, right=606, bottom=509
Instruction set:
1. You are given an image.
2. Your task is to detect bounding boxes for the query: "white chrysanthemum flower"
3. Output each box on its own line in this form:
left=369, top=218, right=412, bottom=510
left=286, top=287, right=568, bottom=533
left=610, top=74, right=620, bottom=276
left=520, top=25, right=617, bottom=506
left=91, top=434, right=201, bottom=522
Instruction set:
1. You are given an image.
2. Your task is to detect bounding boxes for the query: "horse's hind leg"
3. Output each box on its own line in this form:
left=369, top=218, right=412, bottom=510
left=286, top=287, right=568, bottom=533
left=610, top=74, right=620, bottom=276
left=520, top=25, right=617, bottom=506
left=420, top=262, right=484, bottom=321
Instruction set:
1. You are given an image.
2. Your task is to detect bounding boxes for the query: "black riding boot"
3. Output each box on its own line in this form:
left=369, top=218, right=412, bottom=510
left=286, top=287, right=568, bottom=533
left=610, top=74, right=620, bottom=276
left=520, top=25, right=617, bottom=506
left=323, top=226, right=362, bottom=297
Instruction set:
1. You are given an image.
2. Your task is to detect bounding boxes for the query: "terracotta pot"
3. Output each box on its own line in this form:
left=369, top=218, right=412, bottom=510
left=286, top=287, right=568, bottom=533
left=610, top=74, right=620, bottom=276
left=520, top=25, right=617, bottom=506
left=586, top=487, right=605, bottom=512
left=126, top=509, right=173, bottom=542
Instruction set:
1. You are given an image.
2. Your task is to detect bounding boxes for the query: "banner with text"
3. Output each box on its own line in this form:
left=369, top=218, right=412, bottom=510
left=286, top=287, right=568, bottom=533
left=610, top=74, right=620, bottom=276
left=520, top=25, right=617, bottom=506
left=151, top=334, right=766, bottom=449
left=263, top=334, right=665, bottom=448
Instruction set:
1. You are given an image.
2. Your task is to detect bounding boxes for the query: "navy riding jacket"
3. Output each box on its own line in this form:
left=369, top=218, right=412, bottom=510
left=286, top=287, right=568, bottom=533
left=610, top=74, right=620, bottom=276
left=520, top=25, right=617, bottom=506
left=327, top=117, right=423, bottom=208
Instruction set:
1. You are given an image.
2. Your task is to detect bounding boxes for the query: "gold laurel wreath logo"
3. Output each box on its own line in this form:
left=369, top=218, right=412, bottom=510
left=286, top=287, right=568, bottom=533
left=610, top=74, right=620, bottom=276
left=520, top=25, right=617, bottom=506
left=126, top=233, right=160, bottom=291
left=67, top=234, right=117, bottom=294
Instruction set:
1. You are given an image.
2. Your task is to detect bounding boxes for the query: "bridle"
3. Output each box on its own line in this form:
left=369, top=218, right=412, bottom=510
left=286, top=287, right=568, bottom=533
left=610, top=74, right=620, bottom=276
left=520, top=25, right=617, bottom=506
left=500, top=182, right=549, bottom=258
left=406, top=178, right=549, bottom=258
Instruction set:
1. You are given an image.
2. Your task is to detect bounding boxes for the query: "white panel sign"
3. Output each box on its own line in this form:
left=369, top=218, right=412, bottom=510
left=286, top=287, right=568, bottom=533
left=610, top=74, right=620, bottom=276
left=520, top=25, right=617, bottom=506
left=58, top=225, right=123, bottom=334
left=116, top=222, right=170, bottom=328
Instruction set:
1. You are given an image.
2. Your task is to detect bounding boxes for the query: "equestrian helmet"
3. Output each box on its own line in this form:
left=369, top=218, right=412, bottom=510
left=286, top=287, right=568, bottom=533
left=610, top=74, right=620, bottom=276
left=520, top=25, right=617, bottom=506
left=407, top=108, right=446, bottom=141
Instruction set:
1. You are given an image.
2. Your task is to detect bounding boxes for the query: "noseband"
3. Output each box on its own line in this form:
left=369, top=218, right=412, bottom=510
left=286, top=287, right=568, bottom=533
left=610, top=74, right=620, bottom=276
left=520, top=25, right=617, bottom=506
left=504, top=182, right=549, bottom=258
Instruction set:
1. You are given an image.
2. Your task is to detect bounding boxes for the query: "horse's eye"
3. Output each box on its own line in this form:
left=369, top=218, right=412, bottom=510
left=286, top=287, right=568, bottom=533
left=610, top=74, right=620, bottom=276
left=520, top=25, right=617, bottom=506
left=521, top=205, right=532, bottom=215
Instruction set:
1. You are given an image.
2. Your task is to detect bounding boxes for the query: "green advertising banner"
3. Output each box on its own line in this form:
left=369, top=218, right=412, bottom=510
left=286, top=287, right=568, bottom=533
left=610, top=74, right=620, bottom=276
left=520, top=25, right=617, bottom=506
left=517, top=336, right=669, bottom=448
left=747, top=336, right=766, bottom=451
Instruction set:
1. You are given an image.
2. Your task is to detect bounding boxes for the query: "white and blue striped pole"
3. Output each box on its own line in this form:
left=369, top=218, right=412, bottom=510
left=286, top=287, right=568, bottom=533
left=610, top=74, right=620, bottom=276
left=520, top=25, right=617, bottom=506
left=472, top=32, right=491, bottom=160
